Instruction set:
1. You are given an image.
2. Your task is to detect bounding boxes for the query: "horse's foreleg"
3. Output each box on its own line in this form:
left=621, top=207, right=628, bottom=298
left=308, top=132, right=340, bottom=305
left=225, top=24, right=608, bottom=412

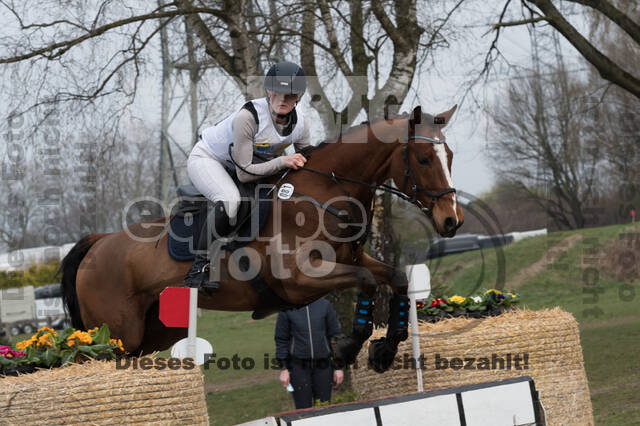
left=354, top=253, right=411, bottom=373
left=355, top=252, right=408, bottom=291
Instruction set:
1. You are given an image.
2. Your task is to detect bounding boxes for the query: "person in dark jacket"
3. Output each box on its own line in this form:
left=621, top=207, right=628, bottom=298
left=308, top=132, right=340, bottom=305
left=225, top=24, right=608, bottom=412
left=275, top=297, right=344, bottom=409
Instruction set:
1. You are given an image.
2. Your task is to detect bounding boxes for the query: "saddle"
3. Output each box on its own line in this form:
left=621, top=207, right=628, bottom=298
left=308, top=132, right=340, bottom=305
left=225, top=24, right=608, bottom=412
left=167, top=178, right=302, bottom=319
left=167, top=177, right=271, bottom=262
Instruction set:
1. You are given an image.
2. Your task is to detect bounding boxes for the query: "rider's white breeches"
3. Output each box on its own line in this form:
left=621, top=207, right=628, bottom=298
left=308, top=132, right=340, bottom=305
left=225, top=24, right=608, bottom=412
left=187, top=141, right=240, bottom=223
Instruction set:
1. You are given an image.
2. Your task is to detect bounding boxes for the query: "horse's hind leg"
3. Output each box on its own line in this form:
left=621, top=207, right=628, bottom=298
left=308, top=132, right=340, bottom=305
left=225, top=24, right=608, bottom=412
left=79, top=293, right=147, bottom=353
left=292, top=258, right=380, bottom=296
left=76, top=273, right=147, bottom=353
left=136, top=301, right=187, bottom=355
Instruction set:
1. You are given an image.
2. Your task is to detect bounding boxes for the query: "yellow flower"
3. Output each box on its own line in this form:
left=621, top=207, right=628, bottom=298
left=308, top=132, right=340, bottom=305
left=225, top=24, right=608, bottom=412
left=37, top=333, right=55, bottom=348
left=88, top=327, right=99, bottom=334
left=37, top=326, right=56, bottom=335
left=110, top=338, right=125, bottom=352
left=16, top=339, right=34, bottom=351
left=450, top=296, right=466, bottom=304
left=484, top=289, right=502, bottom=295
left=67, top=330, right=93, bottom=347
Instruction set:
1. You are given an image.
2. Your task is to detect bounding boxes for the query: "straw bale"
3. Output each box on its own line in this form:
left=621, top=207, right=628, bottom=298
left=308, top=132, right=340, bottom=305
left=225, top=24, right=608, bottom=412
left=351, top=308, right=593, bottom=425
left=0, top=359, right=209, bottom=425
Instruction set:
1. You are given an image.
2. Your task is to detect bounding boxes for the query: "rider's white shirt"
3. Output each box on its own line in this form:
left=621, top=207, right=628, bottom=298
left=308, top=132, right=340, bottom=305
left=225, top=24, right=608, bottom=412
left=202, top=97, right=305, bottom=164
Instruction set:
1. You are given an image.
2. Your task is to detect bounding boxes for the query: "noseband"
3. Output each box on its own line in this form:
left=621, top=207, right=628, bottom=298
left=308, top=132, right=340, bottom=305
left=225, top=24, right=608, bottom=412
left=402, top=135, right=457, bottom=216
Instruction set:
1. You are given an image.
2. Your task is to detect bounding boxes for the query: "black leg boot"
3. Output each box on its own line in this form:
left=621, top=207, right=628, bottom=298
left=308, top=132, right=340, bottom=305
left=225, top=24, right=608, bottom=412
left=183, top=201, right=232, bottom=295
left=184, top=255, right=219, bottom=294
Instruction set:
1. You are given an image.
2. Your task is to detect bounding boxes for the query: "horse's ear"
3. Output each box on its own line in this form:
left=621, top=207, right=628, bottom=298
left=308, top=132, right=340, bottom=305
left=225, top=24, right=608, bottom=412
left=434, top=104, right=457, bottom=128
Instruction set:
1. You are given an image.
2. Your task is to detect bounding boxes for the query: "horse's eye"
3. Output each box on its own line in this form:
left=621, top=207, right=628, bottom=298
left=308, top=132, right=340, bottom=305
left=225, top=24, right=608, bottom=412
left=418, top=157, right=429, bottom=165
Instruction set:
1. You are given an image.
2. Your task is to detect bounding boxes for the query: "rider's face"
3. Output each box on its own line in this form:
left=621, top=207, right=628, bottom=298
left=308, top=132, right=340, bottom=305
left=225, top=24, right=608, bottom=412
left=267, top=91, right=299, bottom=116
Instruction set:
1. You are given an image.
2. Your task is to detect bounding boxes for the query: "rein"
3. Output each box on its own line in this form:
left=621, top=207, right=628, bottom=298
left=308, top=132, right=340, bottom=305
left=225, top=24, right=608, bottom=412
left=292, top=135, right=457, bottom=217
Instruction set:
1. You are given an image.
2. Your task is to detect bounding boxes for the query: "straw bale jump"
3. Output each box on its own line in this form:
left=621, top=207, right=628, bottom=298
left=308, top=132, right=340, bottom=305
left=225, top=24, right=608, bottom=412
left=351, top=308, right=594, bottom=425
left=0, top=360, right=209, bottom=425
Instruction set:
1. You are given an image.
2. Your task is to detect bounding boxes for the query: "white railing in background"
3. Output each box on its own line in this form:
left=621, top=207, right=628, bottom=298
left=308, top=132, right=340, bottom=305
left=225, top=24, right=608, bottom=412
left=507, top=228, right=548, bottom=242
left=0, top=243, right=75, bottom=272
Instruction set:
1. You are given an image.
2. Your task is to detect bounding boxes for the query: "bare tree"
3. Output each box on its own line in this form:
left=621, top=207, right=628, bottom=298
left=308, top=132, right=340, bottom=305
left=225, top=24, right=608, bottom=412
left=488, top=0, right=640, bottom=100
left=488, top=57, right=603, bottom=229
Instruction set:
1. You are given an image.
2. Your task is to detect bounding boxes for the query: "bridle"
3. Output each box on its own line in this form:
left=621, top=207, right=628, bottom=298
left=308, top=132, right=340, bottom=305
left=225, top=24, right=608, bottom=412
left=401, top=135, right=457, bottom=215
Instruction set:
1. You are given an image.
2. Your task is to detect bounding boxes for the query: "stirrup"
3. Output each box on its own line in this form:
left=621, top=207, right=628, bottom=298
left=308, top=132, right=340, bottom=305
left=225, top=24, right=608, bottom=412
left=185, top=259, right=219, bottom=294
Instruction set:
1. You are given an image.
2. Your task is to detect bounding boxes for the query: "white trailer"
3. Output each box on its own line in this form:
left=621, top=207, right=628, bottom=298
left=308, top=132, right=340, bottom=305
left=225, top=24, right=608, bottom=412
left=0, top=284, right=68, bottom=337
left=0, top=286, right=37, bottom=336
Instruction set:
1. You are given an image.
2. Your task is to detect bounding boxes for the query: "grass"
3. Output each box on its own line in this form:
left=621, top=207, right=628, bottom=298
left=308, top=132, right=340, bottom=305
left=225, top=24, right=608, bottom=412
left=194, top=310, right=280, bottom=383
left=581, top=322, right=640, bottom=425
left=206, top=380, right=294, bottom=426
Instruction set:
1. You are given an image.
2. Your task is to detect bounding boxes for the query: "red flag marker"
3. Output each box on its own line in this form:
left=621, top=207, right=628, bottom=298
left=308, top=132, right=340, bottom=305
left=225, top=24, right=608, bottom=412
left=159, top=287, right=190, bottom=327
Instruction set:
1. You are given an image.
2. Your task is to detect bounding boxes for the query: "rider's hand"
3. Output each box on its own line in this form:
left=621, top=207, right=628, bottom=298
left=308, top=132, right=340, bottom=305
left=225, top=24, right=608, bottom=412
left=279, top=369, right=290, bottom=388
left=283, top=153, right=307, bottom=170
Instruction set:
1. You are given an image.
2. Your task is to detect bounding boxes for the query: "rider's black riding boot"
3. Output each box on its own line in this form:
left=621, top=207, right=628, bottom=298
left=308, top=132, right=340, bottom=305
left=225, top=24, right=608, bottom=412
left=184, top=201, right=232, bottom=294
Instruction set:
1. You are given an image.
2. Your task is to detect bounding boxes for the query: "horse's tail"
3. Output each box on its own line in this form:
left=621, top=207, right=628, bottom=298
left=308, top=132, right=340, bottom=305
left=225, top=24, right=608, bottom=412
left=60, top=234, right=108, bottom=330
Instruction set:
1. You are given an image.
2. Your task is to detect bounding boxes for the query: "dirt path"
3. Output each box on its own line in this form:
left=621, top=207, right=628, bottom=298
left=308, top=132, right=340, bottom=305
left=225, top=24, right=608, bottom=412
left=204, top=370, right=278, bottom=394
left=579, top=315, right=640, bottom=330
left=509, top=234, right=583, bottom=288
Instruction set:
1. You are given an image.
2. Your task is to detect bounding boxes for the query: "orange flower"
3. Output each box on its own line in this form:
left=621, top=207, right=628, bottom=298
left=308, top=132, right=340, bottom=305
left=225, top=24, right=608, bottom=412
left=16, top=338, right=35, bottom=351
left=110, top=338, right=125, bottom=352
left=37, top=326, right=57, bottom=336
left=66, top=330, right=93, bottom=347
left=37, top=333, right=55, bottom=348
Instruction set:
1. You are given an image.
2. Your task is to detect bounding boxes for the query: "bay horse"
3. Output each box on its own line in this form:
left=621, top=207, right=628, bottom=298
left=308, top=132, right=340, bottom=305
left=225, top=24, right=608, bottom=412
left=60, top=105, right=463, bottom=373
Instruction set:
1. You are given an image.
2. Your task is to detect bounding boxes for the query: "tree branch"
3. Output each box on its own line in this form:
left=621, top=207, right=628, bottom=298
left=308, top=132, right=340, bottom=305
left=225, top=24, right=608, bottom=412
left=565, top=0, right=640, bottom=46
left=492, top=16, right=548, bottom=29
left=317, top=0, right=352, bottom=77
left=0, top=5, right=228, bottom=64
left=371, top=0, right=401, bottom=44
left=526, top=0, right=640, bottom=99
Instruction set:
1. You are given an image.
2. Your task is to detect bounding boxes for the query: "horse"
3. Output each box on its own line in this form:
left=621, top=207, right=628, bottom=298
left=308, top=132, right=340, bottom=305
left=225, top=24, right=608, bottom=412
left=60, top=105, right=463, bottom=373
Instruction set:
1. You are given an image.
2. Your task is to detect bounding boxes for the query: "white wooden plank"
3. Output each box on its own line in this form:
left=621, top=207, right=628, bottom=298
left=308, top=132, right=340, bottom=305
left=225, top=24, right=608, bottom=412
left=462, top=381, right=535, bottom=426
left=379, top=394, right=461, bottom=426
left=290, top=408, right=377, bottom=426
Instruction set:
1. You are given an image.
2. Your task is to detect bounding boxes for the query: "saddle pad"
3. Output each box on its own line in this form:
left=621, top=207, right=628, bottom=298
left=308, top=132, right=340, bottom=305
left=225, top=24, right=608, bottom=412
left=167, top=187, right=272, bottom=262
left=167, top=211, right=204, bottom=261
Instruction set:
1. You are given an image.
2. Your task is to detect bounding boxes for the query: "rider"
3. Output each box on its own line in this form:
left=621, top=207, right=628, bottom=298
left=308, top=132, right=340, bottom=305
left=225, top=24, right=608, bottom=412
left=184, top=61, right=310, bottom=291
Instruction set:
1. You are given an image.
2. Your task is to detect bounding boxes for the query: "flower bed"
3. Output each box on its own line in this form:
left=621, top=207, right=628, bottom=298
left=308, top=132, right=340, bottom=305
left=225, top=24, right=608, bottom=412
left=417, top=289, right=520, bottom=322
left=0, top=325, right=124, bottom=376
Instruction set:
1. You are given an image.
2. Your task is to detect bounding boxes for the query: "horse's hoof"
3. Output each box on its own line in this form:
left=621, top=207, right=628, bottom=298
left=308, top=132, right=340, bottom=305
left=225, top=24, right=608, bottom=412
left=368, top=338, right=397, bottom=373
left=331, top=334, right=363, bottom=368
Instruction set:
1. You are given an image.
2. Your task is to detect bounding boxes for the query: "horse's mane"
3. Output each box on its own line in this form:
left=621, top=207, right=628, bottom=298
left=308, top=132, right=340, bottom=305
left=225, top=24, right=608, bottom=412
left=299, top=109, right=437, bottom=156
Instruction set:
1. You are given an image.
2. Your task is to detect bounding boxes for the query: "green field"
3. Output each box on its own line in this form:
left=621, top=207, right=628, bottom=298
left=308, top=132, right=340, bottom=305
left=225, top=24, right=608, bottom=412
left=6, top=224, right=639, bottom=425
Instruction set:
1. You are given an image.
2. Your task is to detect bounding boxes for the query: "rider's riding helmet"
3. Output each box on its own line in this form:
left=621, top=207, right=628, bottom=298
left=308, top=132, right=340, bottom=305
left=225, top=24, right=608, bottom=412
left=264, top=61, right=306, bottom=97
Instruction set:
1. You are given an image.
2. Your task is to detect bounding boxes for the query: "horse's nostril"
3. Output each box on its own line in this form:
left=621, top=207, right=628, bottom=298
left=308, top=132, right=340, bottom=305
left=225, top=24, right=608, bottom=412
left=444, top=217, right=456, bottom=232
